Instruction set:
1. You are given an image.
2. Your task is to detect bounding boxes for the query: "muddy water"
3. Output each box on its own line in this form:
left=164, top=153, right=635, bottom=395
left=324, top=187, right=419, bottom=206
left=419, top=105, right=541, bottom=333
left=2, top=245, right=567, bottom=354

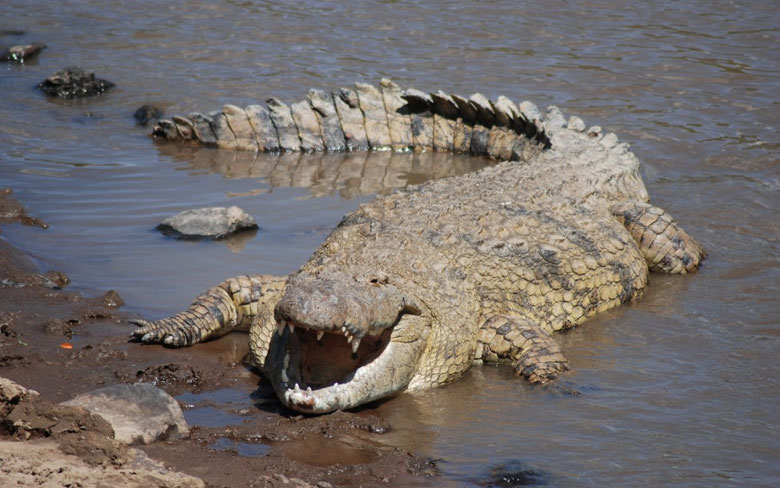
left=1, top=1, right=778, bottom=486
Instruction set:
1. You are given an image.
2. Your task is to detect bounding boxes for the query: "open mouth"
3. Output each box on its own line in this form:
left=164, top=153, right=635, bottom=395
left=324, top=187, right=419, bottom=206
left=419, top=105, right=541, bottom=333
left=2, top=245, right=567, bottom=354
left=273, top=317, right=394, bottom=411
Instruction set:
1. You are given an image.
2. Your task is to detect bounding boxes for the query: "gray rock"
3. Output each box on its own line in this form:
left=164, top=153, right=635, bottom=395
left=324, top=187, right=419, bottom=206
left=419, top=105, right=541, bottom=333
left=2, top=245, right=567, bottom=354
left=62, top=383, right=189, bottom=445
left=157, top=206, right=258, bottom=239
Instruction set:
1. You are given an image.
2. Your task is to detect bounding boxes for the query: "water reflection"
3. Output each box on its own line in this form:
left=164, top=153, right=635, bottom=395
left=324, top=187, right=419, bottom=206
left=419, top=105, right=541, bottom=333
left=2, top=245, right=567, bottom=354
left=156, top=142, right=495, bottom=199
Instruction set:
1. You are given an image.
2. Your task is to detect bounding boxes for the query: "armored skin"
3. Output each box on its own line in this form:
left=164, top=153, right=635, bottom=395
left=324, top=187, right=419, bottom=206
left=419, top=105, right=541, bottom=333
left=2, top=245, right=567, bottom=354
left=133, top=80, right=705, bottom=414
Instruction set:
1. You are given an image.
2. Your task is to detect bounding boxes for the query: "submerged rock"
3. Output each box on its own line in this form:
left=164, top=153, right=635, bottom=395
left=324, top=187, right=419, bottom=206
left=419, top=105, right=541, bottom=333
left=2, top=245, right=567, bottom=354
left=1, top=43, right=46, bottom=63
left=38, top=66, right=115, bottom=99
left=134, top=104, right=164, bottom=126
left=157, top=206, right=258, bottom=240
left=62, top=383, right=189, bottom=445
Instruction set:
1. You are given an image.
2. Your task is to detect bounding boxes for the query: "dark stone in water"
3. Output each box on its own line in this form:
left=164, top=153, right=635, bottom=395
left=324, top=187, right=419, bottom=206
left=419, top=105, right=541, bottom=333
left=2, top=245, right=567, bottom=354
left=482, top=460, right=550, bottom=487
left=134, top=104, right=164, bottom=126
left=2, top=43, right=46, bottom=63
left=38, top=66, right=115, bottom=99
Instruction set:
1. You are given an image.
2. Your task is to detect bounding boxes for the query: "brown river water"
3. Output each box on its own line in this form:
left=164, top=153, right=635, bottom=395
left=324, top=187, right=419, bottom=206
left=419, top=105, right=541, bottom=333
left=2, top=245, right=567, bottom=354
left=1, top=1, right=778, bottom=486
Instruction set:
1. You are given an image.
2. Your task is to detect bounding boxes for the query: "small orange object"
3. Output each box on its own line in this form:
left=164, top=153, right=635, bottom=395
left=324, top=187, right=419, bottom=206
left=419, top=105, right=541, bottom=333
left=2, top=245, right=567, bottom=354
left=59, top=342, right=73, bottom=350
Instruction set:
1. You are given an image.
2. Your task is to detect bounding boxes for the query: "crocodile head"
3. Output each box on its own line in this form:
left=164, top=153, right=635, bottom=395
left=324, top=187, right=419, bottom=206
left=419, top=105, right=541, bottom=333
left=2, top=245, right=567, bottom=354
left=269, top=266, right=430, bottom=414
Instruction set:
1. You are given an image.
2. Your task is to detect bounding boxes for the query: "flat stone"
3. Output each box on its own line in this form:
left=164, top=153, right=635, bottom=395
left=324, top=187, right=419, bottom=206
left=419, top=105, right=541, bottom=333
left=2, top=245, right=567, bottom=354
left=62, top=383, right=189, bottom=446
left=157, top=206, right=258, bottom=239
left=38, top=66, right=114, bottom=99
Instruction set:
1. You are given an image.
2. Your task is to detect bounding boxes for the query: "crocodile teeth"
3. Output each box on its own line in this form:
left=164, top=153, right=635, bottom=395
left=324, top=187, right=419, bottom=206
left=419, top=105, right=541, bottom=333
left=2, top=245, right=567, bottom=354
left=294, top=383, right=301, bottom=393
left=346, top=334, right=353, bottom=344
left=351, top=336, right=361, bottom=354
left=287, top=322, right=295, bottom=334
left=316, top=330, right=325, bottom=342
left=281, top=368, right=289, bottom=383
left=283, top=351, right=290, bottom=369
left=306, top=387, right=312, bottom=395
left=276, top=320, right=285, bottom=337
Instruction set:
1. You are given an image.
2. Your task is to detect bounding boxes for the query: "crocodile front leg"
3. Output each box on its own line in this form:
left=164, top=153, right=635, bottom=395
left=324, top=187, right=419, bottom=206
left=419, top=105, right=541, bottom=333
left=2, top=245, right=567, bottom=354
left=476, top=315, right=570, bottom=384
left=612, top=202, right=706, bottom=274
left=130, top=274, right=286, bottom=347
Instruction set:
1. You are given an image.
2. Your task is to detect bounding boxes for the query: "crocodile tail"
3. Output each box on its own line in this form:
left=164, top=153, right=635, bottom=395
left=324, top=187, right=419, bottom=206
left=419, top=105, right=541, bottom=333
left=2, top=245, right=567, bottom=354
left=150, top=80, right=553, bottom=159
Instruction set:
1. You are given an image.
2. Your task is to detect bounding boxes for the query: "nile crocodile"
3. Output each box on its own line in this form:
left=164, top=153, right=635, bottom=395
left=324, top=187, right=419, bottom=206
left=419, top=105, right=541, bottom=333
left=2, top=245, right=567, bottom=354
left=133, top=80, right=705, bottom=414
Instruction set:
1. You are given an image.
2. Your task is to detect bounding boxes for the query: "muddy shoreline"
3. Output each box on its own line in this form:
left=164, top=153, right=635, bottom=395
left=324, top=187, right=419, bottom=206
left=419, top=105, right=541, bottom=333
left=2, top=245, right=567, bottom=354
left=0, top=187, right=437, bottom=487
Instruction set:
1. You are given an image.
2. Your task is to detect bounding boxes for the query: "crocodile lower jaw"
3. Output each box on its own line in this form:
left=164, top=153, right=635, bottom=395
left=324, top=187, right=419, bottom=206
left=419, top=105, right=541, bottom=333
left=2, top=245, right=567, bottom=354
left=274, top=319, right=393, bottom=413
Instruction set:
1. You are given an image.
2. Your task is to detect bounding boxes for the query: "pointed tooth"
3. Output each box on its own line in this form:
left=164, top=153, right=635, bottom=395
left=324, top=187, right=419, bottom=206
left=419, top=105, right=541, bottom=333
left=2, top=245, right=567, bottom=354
left=351, top=336, right=361, bottom=354
left=288, top=322, right=295, bottom=334
left=283, top=351, right=290, bottom=369
left=306, top=387, right=312, bottom=395
left=332, top=382, right=339, bottom=387
left=294, top=383, right=301, bottom=392
left=341, top=326, right=347, bottom=334
left=316, top=330, right=325, bottom=342
left=276, top=320, right=285, bottom=337
left=346, top=334, right=353, bottom=344
left=281, top=369, right=289, bottom=383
